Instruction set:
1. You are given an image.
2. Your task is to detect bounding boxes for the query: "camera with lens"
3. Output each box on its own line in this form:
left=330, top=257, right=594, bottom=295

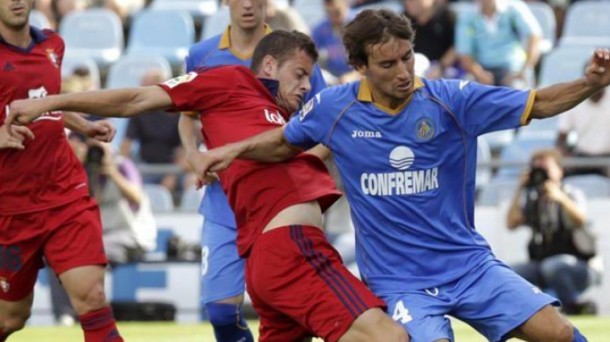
left=526, top=167, right=549, bottom=189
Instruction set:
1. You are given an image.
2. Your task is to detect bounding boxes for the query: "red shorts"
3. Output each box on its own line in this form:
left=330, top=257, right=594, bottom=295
left=0, top=197, right=107, bottom=301
left=246, top=225, right=385, bottom=342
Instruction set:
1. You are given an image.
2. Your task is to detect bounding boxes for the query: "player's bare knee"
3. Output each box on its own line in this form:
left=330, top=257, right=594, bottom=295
left=75, top=283, right=107, bottom=313
left=2, top=309, right=31, bottom=333
left=548, top=322, right=573, bottom=342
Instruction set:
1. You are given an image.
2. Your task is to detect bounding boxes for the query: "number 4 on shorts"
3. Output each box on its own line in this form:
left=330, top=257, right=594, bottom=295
left=392, top=300, right=413, bottom=324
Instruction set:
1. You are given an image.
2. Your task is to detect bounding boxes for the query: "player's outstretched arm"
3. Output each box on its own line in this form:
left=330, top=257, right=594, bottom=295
left=531, top=48, right=610, bottom=119
left=6, top=86, right=173, bottom=128
left=197, top=127, right=301, bottom=182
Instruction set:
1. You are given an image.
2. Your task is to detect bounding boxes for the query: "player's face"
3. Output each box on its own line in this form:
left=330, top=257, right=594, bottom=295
left=274, top=50, right=314, bottom=113
left=357, top=37, right=415, bottom=107
left=0, top=0, right=33, bottom=29
left=226, top=0, right=266, bottom=31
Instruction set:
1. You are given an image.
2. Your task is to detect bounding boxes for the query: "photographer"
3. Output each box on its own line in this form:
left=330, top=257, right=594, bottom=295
left=507, top=149, right=599, bottom=315
left=69, top=133, right=157, bottom=264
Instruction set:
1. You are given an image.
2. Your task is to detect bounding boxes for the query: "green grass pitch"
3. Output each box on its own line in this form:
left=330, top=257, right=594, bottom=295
left=8, top=316, right=609, bottom=341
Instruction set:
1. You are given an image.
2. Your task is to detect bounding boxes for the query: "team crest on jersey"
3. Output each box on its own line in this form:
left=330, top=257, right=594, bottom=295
left=46, top=49, right=59, bottom=68
left=163, top=72, right=197, bottom=89
left=415, top=117, right=435, bottom=141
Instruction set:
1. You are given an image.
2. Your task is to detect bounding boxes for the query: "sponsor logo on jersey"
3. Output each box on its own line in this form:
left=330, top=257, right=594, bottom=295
left=264, top=109, right=286, bottom=125
left=27, top=87, right=63, bottom=121
left=46, top=49, right=59, bottom=68
left=415, top=117, right=435, bottom=141
left=163, top=72, right=197, bottom=89
left=351, top=130, right=382, bottom=139
left=459, top=80, right=470, bottom=90
left=299, top=92, right=321, bottom=121
left=360, top=145, right=439, bottom=196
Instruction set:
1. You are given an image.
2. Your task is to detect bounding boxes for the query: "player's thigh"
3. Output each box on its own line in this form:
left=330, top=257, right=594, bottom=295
left=455, top=262, right=559, bottom=342
left=247, top=225, right=386, bottom=342
left=200, top=220, right=244, bottom=304
left=0, top=213, right=45, bottom=304
left=338, top=307, right=408, bottom=342
left=43, top=198, right=107, bottom=276
left=383, top=291, right=454, bottom=342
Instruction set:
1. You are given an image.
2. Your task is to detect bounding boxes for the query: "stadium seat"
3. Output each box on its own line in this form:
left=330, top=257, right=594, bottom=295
left=480, top=129, right=515, bottom=153
left=538, top=45, right=596, bottom=87
left=144, top=184, right=174, bottom=212
left=151, top=0, right=218, bottom=20
left=449, top=2, right=476, bottom=21
left=29, top=9, right=51, bottom=29
left=293, top=0, right=325, bottom=28
left=496, top=133, right=555, bottom=178
left=527, top=2, right=556, bottom=53
left=59, top=9, right=124, bottom=67
left=477, top=176, right=520, bottom=206
left=61, top=55, right=101, bottom=89
left=127, top=10, right=195, bottom=67
left=564, top=174, right=610, bottom=199
left=106, top=55, right=172, bottom=89
left=560, top=1, right=610, bottom=47
left=201, top=6, right=230, bottom=40
left=180, top=186, right=205, bottom=212
left=476, top=136, right=492, bottom=191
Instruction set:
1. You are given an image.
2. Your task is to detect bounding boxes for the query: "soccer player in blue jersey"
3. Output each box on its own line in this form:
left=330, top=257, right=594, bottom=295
left=196, top=9, right=610, bottom=342
left=178, top=0, right=326, bottom=340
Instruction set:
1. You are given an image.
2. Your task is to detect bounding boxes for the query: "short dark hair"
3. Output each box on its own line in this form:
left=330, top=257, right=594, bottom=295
left=251, top=30, right=319, bottom=73
left=343, top=9, right=415, bottom=68
left=531, top=149, right=563, bottom=166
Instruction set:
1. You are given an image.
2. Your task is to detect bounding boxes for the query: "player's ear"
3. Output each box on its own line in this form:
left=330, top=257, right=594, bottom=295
left=354, top=63, right=368, bottom=77
left=261, top=55, right=278, bottom=78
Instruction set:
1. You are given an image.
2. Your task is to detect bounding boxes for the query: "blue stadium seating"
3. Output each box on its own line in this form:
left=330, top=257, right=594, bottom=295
left=127, top=10, right=195, bottom=67
left=180, top=186, right=205, bottom=212
left=527, top=1, right=556, bottom=53
left=538, top=45, right=596, bottom=87
left=29, top=9, right=51, bottom=29
left=61, top=55, right=101, bottom=89
left=144, top=184, right=175, bottom=212
left=201, top=6, right=230, bottom=40
left=293, top=0, right=325, bottom=28
left=150, top=0, right=218, bottom=20
left=106, top=55, right=172, bottom=89
left=59, top=9, right=124, bottom=67
left=564, top=174, right=610, bottom=199
left=560, top=0, right=610, bottom=47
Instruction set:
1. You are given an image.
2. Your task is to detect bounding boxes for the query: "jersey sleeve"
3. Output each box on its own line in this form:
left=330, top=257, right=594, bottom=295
left=157, top=68, right=232, bottom=113
left=284, top=90, right=333, bottom=149
left=449, top=80, right=536, bottom=136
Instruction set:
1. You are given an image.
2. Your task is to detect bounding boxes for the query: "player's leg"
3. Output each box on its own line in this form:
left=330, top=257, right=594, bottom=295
left=0, top=213, right=47, bottom=340
left=201, top=219, right=253, bottom=342
left=247, top=225, right=407, bottom=342
left=382, top=290, right=455, bottom=342
left=44, top=198, right=123, bottom=342
left=453, top=260, right=580, bottom=342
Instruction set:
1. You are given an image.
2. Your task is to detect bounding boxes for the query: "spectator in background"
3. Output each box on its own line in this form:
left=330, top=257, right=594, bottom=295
left=312, top=0, right=360, bottom=83
left=120, top=70, right=189, bottom=198
left=557, top=86, right=610, bottom=177
left=507, top=149, right=600, bottom=315
left=265, top=0, right=310, bottom=35
left=456, top=0, right=541, bottom=87
left=403, top=0, right=460, bottom=79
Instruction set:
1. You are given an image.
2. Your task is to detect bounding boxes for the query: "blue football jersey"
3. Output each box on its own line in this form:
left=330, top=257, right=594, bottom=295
left=185, top=26, right=327, bottom=224
left=284, top=78, right=534, bottom=293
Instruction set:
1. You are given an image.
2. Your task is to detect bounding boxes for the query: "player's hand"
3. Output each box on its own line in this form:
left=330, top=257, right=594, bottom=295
left=197, top=144, right=240, bottom=185
left=86, top=120, right=116, bottom=143
left=185, top=150, right=219, bottom=188
left=6, top=98, right=49, bottom=129
left=0, top=124, right=34, bottom=150
left=585, top=48, right=610, bottom=89
left=542, top=181, right=565, bottom=202
left=518, top=170, right=530, bottom=189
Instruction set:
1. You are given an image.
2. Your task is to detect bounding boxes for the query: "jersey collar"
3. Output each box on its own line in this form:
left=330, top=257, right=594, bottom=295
left=0, top=26, right=49, bottom=53
left=357, top=77, right=425, bottom=115
left=218, top=24, right=272, bottom=60
left=258, top=78, right=279, bottom=98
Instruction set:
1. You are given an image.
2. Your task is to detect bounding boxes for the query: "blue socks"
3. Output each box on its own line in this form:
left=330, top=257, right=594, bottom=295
left=206, top=303, right=253, bottom=342
left=572, top=327, right=588, bottom=342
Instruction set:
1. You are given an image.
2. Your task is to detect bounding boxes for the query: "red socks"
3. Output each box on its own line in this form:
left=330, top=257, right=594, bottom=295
left=79, top=306, right=123, bottom=342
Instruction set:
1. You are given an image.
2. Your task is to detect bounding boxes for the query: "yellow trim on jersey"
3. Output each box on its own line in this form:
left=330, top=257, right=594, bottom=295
left=218, top=24, right=273, bottom=61
left=357, top=77, right=425, bottom=115
left=520, top=90, right=536, bottom=126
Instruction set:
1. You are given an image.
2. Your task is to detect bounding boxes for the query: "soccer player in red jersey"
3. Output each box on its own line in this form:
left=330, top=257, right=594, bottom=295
left=8, top=30, right=408, bottom=342
left=0, top=0, right=123, bottom=341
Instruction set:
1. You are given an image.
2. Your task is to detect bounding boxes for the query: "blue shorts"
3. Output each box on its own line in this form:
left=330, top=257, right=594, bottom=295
left=382, top=260, right=559, bottom=342
left=200, top=219, right=245, bottom=305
